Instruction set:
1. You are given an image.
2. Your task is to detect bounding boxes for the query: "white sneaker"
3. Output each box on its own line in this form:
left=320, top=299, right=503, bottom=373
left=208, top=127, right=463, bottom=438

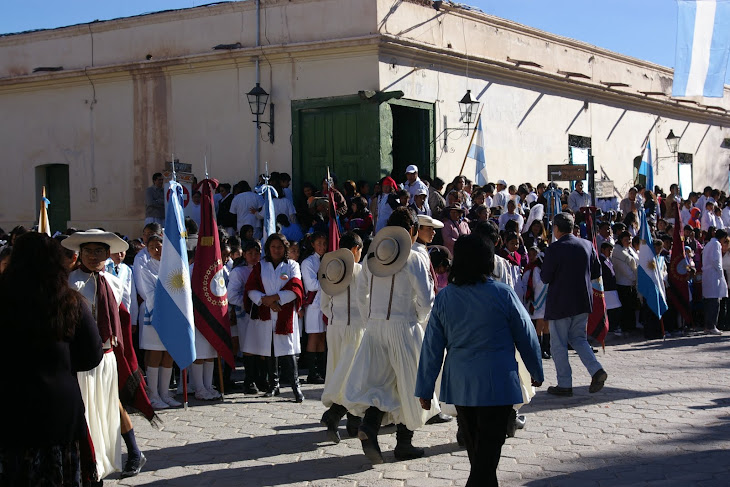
left=161, top=393, right=182, bottom=407
left=705, top=327, right=723, bottom=335
left=195, top=388, right=217, bottom=401
left=146, top=388, right=169, bottom=410
left=206, top=388, right=222, bottom=399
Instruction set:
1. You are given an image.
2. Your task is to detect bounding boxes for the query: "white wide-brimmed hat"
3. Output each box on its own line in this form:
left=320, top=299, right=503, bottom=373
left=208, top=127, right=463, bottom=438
left=61, top=229, right=129, bottom=253
left=367, top=226, right=412, bottom=277
left=417, top=214, right=444, bottom=229
left=319, top=248, right=355, bottom=296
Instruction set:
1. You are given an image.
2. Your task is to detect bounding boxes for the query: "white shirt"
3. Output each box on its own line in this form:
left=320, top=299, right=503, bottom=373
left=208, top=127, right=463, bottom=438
left=69, top=268, right=124, bottom=348
left=105, top=259, right=138, bottom=326
left=493, top=190, right=509, bottom=209
left=404, top=177, right=428, bottom=205
left=321, top=262, right=364, bottom=328
left=702, top=238, right=728, bottom=299
left=230, top=191, right=264, bottom=232
left=498, top=212, right=524, bottom=233
left=356, top=250, right=434, bottom=324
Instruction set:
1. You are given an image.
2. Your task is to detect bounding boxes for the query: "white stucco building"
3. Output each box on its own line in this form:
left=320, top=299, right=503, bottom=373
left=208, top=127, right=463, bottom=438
left=1, top=0, right=729, bottom=235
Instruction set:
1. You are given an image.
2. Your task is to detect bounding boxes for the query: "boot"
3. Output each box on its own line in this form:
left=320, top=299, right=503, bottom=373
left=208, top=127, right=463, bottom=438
left=542, top=334, right=552, bottom=359
left=263, top=356, right=280, bottom=397
left=282, top=354, right=305, bottom=402
left=255, top=356, right=270, bottom=392
left=394, top=424, right=425, bottom=460
left=346, top=413, right=362, bottom=438
left=307, top=352, right=324, bottom=384
left=321, top=403, right=347, bottom=443
left=358, top=407, right=385, bottom=464
left=242, top=356, right=259, bottom=395
left=318, top=351, right=327, bottom=381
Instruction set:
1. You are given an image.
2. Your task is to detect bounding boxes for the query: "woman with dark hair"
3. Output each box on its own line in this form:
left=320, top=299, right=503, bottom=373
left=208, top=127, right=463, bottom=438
left=0, top=232, right=103, bottom=486
left=244, top=234, right=306, bottom=402
left=416, top=234, right=543, bottom=487
left=346, top=196, right=374, bottom=238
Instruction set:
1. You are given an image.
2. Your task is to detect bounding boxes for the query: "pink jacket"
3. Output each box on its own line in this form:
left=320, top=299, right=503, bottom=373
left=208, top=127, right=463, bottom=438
left=441, top=218, right=471, bottom=254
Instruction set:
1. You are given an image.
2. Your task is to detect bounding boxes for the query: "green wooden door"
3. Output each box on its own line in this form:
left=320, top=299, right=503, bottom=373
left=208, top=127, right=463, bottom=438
left=39, top=164, right=71, bottom=233
left=293, top=97, right=381, bottom=205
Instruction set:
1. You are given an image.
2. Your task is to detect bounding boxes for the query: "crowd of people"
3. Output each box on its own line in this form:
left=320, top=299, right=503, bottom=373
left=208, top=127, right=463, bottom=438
left=1, top=164, right=728, bottom=487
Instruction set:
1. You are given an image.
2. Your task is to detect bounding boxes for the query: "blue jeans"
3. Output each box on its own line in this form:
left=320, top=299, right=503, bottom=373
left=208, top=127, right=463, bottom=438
left=549, top=313, right=603, bottom=388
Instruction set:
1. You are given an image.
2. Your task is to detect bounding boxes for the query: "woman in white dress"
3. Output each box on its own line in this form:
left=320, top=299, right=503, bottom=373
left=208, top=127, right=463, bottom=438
left=301, top=232, right=328, bottom=384
left=137, top=235, right=181, bottom=409
left=244, top=234, right=305, bottom=402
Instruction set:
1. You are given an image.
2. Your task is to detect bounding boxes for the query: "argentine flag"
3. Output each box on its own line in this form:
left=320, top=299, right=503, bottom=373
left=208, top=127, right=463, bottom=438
left=468, top=117, right=487, bottom=186
left=637, top=208, right=669, bottom=318
left=260, top=183, right=277, bottom=245
left=639, top=141, right=654, bottom=192
left=152, top=180, right=196, bottom=369
left=673, top=0, right=730, bottom=98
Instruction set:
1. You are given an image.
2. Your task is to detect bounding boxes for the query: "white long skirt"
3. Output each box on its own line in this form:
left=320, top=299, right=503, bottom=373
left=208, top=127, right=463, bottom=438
left=322, top=322, right=365, bottom=408
left=195, top=328, right=217, bottom=360
left=344, top=318, right=440, bottom=431
left=140, top=323, right=166, bottom=351
left=77, top=351, right=122, bottom=479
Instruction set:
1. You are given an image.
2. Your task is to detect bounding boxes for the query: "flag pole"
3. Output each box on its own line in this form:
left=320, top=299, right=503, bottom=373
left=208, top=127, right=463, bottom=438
left=182, top=368, right=188, bottom=410
left=217, top=355, right=225, bottom=398
left=458, top=106, right=484, bottom=177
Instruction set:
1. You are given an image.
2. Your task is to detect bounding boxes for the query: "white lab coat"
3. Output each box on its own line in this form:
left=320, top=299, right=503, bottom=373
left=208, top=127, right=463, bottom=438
left=244, top=259, right=302, bottom=357
left=702, top=238, right=728, bottom=299
left=301, top=253, right=325, bottom=333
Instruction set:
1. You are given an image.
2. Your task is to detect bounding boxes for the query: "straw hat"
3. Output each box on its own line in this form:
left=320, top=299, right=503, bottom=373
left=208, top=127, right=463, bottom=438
left=319, top=248, right=355, bottom=296
left=367, top=226, right=412, bottom=277
left=61, top=229, right=129, bottom=253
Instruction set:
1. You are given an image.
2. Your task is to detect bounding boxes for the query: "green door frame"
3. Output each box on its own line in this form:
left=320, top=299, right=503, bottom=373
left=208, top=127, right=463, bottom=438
left=385, top=98, right=436, bottom=181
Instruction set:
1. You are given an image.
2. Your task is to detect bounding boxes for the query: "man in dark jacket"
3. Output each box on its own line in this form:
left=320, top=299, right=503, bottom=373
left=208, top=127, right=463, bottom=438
left=216, top=183, right=237, bottom=236
left=541, top=212, right=607, bottom=397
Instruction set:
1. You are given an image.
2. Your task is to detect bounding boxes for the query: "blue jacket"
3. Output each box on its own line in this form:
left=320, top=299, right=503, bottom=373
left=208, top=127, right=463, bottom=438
left=415, top=279, right=544, bottom=407
left=541, top=234, right=601, bottom=320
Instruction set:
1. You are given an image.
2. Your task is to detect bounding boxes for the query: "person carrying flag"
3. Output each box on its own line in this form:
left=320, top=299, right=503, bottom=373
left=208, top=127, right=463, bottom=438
left=190, top=178, right=234, bottom=401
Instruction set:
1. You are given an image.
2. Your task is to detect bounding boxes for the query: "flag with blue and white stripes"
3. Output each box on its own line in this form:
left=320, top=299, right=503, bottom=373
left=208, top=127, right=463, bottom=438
left=152, top=180, right=196, bottom=369
left=639, top=141, right=654, bottom=192
left=673, top=0, right=730, bottom=98
left=468, top=117, right=487, bottom=186
left=637, top=208, right=668, bottom=319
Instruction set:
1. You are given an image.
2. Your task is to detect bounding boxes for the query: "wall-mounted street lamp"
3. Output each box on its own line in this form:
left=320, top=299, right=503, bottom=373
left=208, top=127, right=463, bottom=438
left=436, top=90, right=481, bottom=152
left=247, top=83, right=275, bottom=144
left=665, top=129, right=680, bottom=154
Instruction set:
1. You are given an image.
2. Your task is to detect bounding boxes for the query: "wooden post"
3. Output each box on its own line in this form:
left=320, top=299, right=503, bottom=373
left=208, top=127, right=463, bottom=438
left=218, top=356, right=225, bottom=398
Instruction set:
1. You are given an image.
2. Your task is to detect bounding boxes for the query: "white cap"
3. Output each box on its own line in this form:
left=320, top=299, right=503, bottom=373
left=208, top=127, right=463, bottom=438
left=415, top=187, right=429, bottom=196
left=497, top=179, right=507, bottom=186
left=405, top=164, right=418, bottom=174
left=417, top=214, right=444, bottom=229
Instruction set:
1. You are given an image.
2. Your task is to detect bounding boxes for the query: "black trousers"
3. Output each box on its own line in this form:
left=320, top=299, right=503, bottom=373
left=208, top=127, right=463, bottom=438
left=616, top=285, right=638, bottom=331
left=455, top=404, right=513, bottom=487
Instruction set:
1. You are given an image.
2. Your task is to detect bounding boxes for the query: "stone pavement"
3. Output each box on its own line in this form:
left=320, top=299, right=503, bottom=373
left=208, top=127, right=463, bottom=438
left=107, top=333, right=730, bottom=487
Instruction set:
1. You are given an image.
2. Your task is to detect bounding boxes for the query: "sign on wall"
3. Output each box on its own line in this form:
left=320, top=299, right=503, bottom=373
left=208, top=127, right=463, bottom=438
left=594, top=180, right=615, bottom=199
left=547, top=164, right=587, bottom=182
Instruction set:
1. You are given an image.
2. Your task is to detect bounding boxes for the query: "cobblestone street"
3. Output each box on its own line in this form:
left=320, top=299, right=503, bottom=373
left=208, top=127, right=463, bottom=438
left=108, top=334, right=730, bottom=487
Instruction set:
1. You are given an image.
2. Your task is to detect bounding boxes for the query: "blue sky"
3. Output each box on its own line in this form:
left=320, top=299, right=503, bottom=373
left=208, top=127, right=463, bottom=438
left=0, top=0, right=681, bottom=72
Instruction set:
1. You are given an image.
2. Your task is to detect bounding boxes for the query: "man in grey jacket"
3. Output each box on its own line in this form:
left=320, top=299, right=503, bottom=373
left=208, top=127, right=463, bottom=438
left=145, top=173, right=165, bottom=225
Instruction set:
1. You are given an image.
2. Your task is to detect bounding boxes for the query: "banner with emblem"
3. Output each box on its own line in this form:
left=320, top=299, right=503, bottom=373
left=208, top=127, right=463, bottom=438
left=192, top=178, right=234, bottom=367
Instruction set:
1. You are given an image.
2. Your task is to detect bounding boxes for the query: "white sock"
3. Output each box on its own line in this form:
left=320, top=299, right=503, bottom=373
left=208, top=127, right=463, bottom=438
left=158, top=367, right=173, bottom=398
left=146, top=367, right=160, bottom=399
left=203, top=360, right=215, bottom=391
left=191, top=363, right=205, bottom=392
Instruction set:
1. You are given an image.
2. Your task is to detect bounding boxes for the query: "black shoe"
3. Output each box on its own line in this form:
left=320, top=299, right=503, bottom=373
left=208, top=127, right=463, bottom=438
left=243, top=383, right=259, bottom=395
left=307, top=374, right=325, bottom=385
left=547, top=386, right=573, bottom=397
left=320, top=410, right=341, bottom=444
left=589, top=369, right=608, bottom=393
left=293, top=386, right=305, bottom=403
left=425, top=412, right=453, bottom=425
left=263, top=386, right=280, bottom=398
left=346, top=413, right=362, bottom=438
left=120, top=452, right=146, bottom=479
left=358, top=424, right=384, bottom=465
left=542, top=351, right=552, bottom=360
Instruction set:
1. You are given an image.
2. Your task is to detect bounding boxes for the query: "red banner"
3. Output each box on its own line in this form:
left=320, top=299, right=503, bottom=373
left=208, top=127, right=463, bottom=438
left=667, top=201, right=692, bottom=324
left=192, top=179, right=234, bottom=367
left=327, top=185, right=340, bottom=252
left=581, top=206, right=609, bottom=346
